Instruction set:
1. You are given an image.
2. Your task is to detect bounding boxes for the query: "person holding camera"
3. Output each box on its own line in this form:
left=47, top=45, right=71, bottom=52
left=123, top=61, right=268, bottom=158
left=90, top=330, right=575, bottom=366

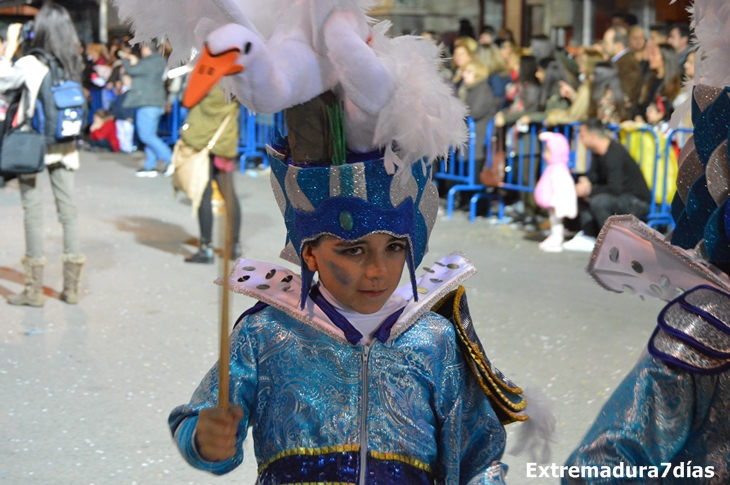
left=0, top=3, right=86, bottom=307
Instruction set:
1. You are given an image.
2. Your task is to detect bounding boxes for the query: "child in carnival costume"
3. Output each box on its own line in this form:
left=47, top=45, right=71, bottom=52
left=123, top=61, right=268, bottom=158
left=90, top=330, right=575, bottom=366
left=113, top=0, right=554, bottom=483
left=564, top=1, right=730, bottom=482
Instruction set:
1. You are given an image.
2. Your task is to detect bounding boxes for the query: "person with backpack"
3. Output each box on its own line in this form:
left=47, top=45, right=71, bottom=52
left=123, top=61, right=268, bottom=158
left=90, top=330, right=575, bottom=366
left=0, top=3, right=87, bottom=307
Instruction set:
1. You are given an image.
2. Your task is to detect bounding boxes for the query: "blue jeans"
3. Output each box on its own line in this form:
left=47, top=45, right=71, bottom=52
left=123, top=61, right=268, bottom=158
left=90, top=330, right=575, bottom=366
left=136, top=106, right=172, bottom=171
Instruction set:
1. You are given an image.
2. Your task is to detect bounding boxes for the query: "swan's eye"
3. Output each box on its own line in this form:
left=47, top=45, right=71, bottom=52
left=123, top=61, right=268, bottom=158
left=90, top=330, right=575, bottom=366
left=244, top=42, right=252, bottom=54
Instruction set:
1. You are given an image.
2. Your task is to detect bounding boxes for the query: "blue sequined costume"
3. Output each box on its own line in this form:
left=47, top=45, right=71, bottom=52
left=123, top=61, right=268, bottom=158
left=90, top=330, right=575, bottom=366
left=170, top=296, right=508, bottom=484
left=563, top=286, right=730, bottom=484
left=563, top=79, right=730, bottom=483
left=564, top=348, right=730, bottom=484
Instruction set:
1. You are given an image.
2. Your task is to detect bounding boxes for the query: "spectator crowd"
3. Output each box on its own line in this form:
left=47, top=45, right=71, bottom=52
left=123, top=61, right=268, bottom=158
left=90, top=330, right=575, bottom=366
left=425, top=15, right=695, bottom=252
left=0, top=11, right=695, bottom=266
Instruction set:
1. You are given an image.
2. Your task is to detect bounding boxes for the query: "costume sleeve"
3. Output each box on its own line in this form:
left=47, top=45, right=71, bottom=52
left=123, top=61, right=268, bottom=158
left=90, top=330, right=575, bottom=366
left=466, top=83, right=496, bottom=122
left=562, top=352, right=717, bottom=484
left=434, top=322, right=508, bottom=485
left=168, top=317, right=259, bottom=475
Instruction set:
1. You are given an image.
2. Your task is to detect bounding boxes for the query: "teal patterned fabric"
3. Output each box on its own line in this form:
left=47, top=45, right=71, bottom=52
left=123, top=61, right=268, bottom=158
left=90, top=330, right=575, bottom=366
left=169, top=306, right=507, bottom=483
left=564, top=350, right=730, bottom=484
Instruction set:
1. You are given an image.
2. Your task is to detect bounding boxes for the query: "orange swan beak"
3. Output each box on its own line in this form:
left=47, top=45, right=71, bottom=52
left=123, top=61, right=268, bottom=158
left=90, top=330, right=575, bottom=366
left=182, top=44, right=244, bottom=108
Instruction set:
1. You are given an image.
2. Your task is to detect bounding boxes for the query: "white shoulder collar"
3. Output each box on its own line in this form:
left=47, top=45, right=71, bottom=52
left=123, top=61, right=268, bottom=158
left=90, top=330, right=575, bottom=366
left=218, top=252, right=477, bottom=343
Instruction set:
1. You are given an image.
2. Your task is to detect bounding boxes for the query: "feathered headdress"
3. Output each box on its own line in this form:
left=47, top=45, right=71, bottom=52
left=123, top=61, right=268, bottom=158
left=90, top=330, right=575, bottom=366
left=114, top=0, right=468, bottom=305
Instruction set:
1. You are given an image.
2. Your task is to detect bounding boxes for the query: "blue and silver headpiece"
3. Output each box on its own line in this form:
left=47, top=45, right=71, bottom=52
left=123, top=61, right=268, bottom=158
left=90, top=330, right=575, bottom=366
left=671, top=85, right=730, bottom=268
left=268, top=143, right=439, bottom=308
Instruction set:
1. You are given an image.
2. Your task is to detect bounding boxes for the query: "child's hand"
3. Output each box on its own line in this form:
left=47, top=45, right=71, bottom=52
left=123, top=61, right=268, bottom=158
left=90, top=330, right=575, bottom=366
left=195, top=406, right=245, bottom=462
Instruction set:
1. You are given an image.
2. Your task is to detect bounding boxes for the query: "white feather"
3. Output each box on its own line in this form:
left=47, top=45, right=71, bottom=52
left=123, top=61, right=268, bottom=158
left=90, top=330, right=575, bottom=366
left=114, top=0, right=467, bottom=169
left=370, top=22, right=468, bottom=165
left=113, top=0, right=374, bottom=66
left=508, top=388, right=557, bottom=463
left=671, top=0, right=730, bottom=127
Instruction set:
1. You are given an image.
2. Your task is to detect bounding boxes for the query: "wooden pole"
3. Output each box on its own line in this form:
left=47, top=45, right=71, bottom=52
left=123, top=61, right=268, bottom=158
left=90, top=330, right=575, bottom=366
left=218, top=194, right=231, bottom=409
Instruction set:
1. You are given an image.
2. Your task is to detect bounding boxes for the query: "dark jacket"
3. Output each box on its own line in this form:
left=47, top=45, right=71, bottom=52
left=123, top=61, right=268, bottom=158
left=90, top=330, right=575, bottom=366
left=614, top=51, right=642, bottom=109
left=122, top=52, right=167, bottom=108
left=463, top=78, right=497, bottom=164
left=589, top=140, right=651, bottom=202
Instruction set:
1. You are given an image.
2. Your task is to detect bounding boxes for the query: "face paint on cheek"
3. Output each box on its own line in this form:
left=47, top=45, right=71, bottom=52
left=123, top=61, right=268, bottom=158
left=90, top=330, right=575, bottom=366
left=327, top=261, right=353, bottom=288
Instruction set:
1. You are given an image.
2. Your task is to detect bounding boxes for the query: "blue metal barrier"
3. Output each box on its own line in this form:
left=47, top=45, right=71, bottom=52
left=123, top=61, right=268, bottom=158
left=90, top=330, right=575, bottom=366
left=157, top=100, right=288, bottom=172
left=646, top=128, right=692, bottom=229
left=239, top=111, right=287, bottom=170
left=455, top=118, right=692, bottom=228
left=433, top=118, right=496, bottom=220
left=159, top=99, right=187, bottom=146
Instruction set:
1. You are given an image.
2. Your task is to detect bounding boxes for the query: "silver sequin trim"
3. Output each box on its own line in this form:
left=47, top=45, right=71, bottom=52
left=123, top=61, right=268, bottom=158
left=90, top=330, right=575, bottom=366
left=265, top=144, right=286, bottom=161
left=663, top=303, right=730, bottom=354
left=706, top=140, right=730, bottom=206
left=270, top=170, right=288, bottom=217
left=685, top=288, right=730, bottom=335
left=352, top=163, right=367, bottom=200
left=653, top=329, right=728, bottom=370
left=694, top=85, right=724, bottom=112
left=419, top=181, right=439, bottom=238
left=279, top=241, right=301, bottom=265
left=390, top=166, right=419, bottom=207
left=676, top=145, right=703, bottom=204
left=329, top=165, right=342, bottom=198
left=285, top=166, right=314, bottom=212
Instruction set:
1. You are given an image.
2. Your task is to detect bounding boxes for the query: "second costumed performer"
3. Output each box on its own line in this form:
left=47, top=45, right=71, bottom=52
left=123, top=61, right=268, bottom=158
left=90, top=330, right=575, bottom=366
left=115, top=0, right=554, bottom=482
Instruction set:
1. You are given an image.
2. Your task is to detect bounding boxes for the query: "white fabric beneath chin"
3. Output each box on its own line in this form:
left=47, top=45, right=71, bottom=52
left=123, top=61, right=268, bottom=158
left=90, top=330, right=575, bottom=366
left=317, top=284, right=407, bottom=344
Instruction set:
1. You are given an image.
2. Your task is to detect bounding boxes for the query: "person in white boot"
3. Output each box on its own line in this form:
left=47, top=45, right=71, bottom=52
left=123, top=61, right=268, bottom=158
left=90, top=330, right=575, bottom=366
left=533, top=132, right=577, bottom=252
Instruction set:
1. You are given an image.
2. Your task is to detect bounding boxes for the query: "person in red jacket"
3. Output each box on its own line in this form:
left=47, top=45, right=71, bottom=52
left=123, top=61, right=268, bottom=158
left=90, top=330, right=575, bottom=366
left=89, top=108, right=119, bottom=152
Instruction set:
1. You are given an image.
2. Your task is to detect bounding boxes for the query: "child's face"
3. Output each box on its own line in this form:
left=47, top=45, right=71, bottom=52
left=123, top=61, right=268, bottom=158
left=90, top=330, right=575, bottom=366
left=302, top=233, right=408, bottom=314
left=646, top=104, right=663, bottom=124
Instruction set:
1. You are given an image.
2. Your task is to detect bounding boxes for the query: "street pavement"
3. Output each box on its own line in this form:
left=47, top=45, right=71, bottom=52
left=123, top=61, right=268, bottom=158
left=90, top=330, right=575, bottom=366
left=0, top=150, right=663, bottom=485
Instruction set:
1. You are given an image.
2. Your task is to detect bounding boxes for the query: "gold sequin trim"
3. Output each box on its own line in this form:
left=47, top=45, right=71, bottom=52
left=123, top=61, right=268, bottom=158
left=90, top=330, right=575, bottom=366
left=258, top=446, right=432, bottom=475
left=435, top=286, right=528, bottom=423
left=369, top=451, right=432, bottom=473
left=258, top=445, right=360, bottom=474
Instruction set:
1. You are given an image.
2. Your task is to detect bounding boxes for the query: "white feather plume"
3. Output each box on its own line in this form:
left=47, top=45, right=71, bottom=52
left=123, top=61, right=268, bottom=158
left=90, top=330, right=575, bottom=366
left=370, top=22, right=468, bottom=166
left=508, top=387, right=556, bottom=463
left=671, top=0, right=730, bottom=127
left=114, top=0, right=466, bottom=168
left=113, top=0, right=376, bottom=66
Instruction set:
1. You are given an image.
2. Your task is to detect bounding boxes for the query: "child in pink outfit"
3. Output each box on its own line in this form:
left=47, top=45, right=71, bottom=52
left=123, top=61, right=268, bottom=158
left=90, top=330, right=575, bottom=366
left=534, top=132, right=578, bottom=252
